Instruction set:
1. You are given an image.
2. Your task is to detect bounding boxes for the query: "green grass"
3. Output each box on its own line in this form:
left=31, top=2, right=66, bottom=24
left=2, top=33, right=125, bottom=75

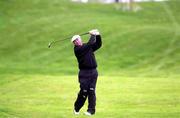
left=0, top=0, right=179, bottom=76
left=0, top=74, right=180, bottom=118
left=0, top=0, right=180, bottom=118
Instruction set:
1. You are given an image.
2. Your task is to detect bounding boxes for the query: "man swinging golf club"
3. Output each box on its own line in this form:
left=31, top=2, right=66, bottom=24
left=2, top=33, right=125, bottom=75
left=72, top=29, right=102, bottom=116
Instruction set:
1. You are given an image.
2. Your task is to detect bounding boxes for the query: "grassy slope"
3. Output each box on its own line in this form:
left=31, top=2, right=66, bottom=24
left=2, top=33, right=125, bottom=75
left=0, top=0, right=179, bottom=76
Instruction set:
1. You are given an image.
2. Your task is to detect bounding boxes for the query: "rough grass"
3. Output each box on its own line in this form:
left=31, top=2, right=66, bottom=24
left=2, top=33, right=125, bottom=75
left=0, top=0, right=179, bottom=76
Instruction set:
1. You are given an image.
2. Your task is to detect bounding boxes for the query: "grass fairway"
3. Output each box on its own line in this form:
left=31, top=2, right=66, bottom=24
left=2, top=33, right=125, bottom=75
left=0, top=74, right=180, bottom=118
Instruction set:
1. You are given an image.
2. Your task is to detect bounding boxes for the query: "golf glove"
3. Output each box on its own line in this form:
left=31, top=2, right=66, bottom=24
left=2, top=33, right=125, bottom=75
left=89, top=29, right=100, bottom=35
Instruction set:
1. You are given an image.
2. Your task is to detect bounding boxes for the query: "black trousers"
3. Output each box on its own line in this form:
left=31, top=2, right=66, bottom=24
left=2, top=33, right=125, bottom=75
left=74, top=69, right=98, bottom=114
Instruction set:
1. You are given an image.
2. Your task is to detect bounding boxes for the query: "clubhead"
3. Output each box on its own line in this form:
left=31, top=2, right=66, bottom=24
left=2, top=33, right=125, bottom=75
left=48, top=43, right=51, bottom=48
left=48, top=32, right=88, bottom=48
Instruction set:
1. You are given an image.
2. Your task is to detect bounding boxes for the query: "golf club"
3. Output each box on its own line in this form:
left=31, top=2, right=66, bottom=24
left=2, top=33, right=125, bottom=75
left=48, top=32, right=89, bottom=48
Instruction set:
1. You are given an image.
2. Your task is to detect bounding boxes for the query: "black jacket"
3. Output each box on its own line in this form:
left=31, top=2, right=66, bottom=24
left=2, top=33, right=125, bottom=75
left=74, top=35, right=102, bottom=70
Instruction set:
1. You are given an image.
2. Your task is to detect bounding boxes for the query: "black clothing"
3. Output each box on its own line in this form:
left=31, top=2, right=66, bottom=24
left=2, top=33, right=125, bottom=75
left=74, top=69, right=98, bottom=114
left=74, top=35, right=102, bottom=115
left=74, top=35, right=102, bottom=70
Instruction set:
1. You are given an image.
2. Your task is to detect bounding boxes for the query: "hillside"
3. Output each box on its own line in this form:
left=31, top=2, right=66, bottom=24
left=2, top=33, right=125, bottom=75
left=0, top=0, right=179, bottom=76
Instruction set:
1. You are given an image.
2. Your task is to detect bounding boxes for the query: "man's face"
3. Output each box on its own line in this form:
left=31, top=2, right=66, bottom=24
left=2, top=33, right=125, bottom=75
left=73, top=38, right=83, bottom=46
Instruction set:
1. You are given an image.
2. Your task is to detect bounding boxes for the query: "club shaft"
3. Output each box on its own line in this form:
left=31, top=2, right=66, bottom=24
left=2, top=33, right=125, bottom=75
left=49, top=32, right=89, bottom=47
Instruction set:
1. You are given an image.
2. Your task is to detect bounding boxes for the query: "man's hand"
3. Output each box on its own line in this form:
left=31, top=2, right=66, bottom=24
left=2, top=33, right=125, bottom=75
left=89, top=29, right=100, bottom=35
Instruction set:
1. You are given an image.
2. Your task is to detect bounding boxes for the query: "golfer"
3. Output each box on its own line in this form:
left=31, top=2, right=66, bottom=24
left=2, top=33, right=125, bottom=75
left=71, top=29, right=102, bottom=116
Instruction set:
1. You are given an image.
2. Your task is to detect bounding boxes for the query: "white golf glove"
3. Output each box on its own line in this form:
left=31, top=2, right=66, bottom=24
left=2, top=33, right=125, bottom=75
left=89, top=29, right=100, bottom=35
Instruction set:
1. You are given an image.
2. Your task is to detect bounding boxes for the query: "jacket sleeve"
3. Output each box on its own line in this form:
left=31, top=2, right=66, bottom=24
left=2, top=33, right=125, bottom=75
left=74, top=39, right=93, bottom=57
left=74, top=35, right=102, bottom=55
left=92, top=35, right=102, bottom=52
